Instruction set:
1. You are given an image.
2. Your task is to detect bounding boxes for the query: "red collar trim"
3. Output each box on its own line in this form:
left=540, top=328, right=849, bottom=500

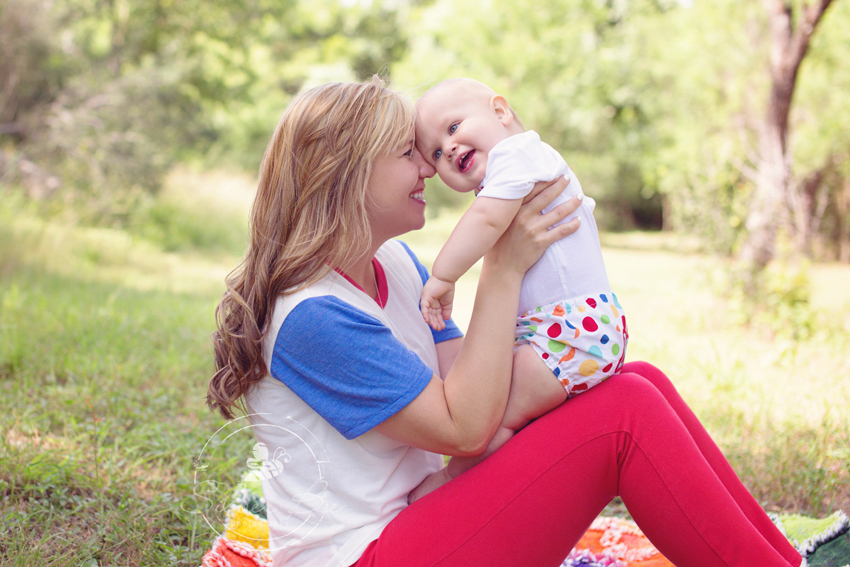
left=334, top=257, right=388, bottom=309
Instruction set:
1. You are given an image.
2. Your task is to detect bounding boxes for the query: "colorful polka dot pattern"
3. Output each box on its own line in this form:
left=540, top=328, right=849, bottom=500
left=516, top=292, right=628, bottom=398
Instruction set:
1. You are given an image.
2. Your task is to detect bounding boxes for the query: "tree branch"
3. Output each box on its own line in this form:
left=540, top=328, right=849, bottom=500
left=729, top=154, right=760, bottom=185
left=0, top=122, right=27, bottom=135
left=784, top=0, right=834, bottom=80
left=765, top=0, right=835, bottom=151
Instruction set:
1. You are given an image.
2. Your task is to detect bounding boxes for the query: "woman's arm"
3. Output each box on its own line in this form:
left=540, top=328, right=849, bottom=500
left=435, top=337, right=463, bottom=381
left=375, top=177, right=581, bottom=456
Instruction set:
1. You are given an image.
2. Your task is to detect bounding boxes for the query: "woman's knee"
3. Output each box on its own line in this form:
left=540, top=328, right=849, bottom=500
left=552, top=372, right=671, bottom=421
left=608, top=372, right=668, bottom=407
left=620, top=361, right=675, bottom=393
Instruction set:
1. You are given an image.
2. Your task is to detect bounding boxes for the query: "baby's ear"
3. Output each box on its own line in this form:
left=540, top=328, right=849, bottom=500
left=490, top=95, right=513, bottom=126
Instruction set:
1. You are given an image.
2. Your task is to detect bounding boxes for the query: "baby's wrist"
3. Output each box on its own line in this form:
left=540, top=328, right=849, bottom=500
left=430, top=274, right=457, bottom=285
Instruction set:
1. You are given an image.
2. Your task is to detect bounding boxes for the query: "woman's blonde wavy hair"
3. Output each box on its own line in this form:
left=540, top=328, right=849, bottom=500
left=208, top=76, right=415, bottom=419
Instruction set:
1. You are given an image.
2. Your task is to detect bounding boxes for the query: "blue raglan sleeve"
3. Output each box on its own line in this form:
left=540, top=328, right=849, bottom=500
left=269, top=296, right=435, bottom=440
left=397, top=241, right=464, bottom=343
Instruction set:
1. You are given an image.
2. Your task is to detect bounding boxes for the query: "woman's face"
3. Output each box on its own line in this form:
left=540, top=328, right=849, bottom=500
left=365, top=139, right=436, bottom=243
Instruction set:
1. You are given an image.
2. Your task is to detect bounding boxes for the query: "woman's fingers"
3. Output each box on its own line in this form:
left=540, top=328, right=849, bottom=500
left=488, top=176, right=581, bottom=275
left=520, top=176, right=569, bottom=210
left=523, top=191, right=582, bottom=249
left=538, top=193, right=582, bottom=231
left=541, top=216, right=581, bottom=247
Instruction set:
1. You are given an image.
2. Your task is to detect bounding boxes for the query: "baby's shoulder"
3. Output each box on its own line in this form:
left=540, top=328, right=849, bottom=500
left=488, top=131, right=566, bottom=178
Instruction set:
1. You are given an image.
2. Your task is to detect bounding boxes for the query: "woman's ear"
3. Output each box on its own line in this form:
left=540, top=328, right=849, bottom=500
left=490, top=95, right=513, bottom=126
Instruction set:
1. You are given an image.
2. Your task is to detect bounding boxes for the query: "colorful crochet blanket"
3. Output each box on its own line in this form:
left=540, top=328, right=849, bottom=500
left=201, top=472, right=849, bottom=567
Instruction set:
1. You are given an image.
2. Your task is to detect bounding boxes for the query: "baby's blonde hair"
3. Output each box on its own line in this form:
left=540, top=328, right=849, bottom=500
left=418, top=78, right=525, bottom=130
left=208, top=76, right=415, bottom=419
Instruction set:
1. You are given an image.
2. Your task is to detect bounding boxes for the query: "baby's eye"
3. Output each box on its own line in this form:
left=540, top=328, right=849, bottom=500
left=434, top=149, right=442, bottom=160
left=449, top=123, right=458, bottom=134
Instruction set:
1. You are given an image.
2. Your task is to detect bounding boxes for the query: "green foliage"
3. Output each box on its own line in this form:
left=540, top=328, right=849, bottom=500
left=130, top=200, right=246, bottom=254
left=4, top=0, right=849, bottom=258
left=392, top=0, right=850, bottom=249
left=709, top=231, right=819, bottom=340
left=730, top=256, right=816, bottom=340
left=210, top=0, right=411, bottom=169
left=793, top=1, right=850, bottom=174
left=759, top=259, right=815, bottom=337
left=392, top=0, right=681, bottom=230
left=0, top=0, right=412, bottom=221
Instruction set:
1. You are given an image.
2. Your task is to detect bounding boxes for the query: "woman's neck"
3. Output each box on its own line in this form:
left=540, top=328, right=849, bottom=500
left=338, top=243, right=382, bottom=299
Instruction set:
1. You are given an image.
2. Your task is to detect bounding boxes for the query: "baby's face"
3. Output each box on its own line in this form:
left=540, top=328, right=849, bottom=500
left=415, top=87, right=512, bottom=193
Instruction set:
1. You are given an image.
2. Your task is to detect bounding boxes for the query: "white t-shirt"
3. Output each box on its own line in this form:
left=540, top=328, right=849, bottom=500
left=478, top=130, right=612, bottom=315
left=244, top=240, right=459, bottom=566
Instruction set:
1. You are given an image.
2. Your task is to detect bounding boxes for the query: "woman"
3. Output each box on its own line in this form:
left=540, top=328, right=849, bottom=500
left=208, top=78, right=803, bottom=567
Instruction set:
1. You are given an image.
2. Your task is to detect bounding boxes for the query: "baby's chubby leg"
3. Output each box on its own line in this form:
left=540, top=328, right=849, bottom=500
left=499, top=345, right=568, bottom=432
left=408, top=345, right=566, bottom=504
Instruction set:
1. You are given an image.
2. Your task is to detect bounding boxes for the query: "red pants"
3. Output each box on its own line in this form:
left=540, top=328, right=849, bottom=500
left=352, top=362, right=802, bottom=567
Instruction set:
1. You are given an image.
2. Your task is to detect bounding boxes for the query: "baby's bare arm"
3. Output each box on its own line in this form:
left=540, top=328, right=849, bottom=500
left=431, top=196, right=523, bottom=283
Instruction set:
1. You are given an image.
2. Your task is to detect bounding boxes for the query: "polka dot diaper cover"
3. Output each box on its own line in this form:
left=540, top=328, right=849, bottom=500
left=515, top=292, right=628, bottom=397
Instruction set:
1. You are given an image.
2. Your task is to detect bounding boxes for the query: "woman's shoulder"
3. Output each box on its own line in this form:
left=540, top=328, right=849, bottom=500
left=378, top=240, right=429, bottom=287
left=261, top=275, right=377, bottom=368
left=378, top=239, right=418, bottom=268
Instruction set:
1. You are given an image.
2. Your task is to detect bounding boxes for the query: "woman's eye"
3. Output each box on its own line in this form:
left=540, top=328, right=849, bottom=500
left=404, top=148, right=413, bottom=157
left=449, top=123, right=458, bottom=134
left=434, top=149, right=442, bottom=160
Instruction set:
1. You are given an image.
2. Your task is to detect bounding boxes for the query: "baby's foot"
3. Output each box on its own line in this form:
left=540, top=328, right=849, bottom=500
left=407, top=467, right=453, bottom=504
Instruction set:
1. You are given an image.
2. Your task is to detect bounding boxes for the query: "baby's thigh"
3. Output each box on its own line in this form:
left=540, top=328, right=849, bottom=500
left=503, top=345, right=568, bottom=431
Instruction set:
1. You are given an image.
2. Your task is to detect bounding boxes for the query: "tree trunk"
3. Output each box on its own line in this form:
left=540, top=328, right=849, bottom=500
left=790, top=166, right=829, bottom=256
left=740, top=0, right=835, bottom=274
left=838, top=176, right=850, bottom=263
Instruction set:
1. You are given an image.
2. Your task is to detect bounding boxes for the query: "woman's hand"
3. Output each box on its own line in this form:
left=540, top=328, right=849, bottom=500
left=487, top=176, right=582, bottom=275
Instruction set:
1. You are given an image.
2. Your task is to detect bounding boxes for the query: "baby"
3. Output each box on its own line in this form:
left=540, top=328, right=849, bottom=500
left=409, top=78, right=628, bottom=502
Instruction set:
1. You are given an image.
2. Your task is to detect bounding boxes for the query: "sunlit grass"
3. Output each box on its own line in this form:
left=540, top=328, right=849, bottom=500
left=1, top=170, right=848, bottom=564
left=0, top=176, right=248, bottom=564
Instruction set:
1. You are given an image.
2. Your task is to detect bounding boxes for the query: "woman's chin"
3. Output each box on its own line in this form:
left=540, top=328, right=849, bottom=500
left=407, top=200, right=427, bottom=230
left=402, top=213, right=427, bottom=234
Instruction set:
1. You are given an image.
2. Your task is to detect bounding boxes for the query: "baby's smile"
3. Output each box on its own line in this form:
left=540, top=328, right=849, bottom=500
left=457, top=149, right=476, bottom=173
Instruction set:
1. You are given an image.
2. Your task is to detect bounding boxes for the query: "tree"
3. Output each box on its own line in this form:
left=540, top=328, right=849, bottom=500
left=740, top=0, right=836, bottom=274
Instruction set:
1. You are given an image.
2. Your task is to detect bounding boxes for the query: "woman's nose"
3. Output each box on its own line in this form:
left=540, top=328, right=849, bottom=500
left=412, top=147, right=436, bottom=178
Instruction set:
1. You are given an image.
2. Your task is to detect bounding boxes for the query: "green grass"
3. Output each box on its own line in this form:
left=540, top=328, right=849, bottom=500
left=0, top=175, right=252, bottom=565
left=1, top=170, right=849, bottom=564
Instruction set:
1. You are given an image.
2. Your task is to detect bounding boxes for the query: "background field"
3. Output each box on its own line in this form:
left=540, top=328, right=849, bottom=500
left=1, top=170, right=847, bottom=565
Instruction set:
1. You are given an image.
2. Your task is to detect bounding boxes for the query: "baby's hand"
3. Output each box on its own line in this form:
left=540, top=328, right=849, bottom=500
left=420, top=276, right=456, bottom=331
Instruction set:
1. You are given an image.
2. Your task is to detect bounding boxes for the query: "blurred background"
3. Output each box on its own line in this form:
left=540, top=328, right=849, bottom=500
left=1, top=0, right=848, bottom=564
